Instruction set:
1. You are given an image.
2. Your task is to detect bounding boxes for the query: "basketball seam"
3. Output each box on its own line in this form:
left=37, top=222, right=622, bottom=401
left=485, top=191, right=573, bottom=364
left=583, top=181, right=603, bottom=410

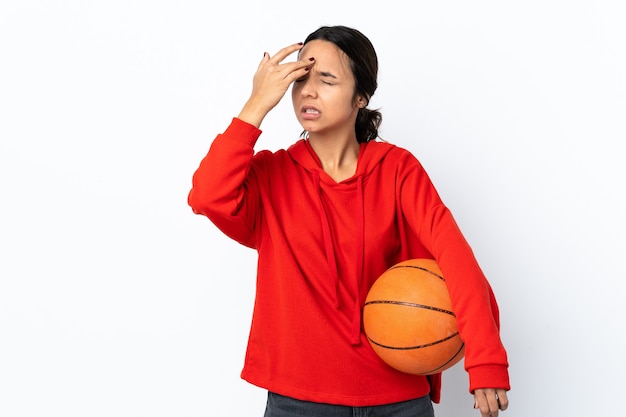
left=363, top=300, right=455, bottom=317
left=421, top=342, right=466, bottom=374
left=366, top=332, right=461, bottom=351
left=389, top=265, right=444, bottom=281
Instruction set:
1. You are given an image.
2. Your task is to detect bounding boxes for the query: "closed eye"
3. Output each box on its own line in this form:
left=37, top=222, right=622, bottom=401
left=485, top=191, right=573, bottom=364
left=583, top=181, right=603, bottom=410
left=319, top=71, right=337, bottom=85
left=294, top=77, right=334, bottom=86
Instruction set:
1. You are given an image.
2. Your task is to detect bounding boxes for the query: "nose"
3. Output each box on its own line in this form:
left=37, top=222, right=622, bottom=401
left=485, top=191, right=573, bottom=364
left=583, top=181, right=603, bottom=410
left=299, top=75, right=317, bottom=98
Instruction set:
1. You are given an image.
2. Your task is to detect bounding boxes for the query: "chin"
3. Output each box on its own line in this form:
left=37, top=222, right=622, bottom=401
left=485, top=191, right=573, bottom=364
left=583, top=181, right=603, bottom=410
left=299, top=122, right=318, bottom=133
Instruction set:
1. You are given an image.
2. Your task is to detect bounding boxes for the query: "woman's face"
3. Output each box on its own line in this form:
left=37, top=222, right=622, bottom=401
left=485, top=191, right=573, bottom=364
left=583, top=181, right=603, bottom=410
left=291, top=40, right=364, bottom=138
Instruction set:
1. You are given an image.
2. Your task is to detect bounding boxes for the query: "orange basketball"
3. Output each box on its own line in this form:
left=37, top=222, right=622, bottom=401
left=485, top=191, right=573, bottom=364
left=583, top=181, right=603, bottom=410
left=363, top=259, right=465, bottom=375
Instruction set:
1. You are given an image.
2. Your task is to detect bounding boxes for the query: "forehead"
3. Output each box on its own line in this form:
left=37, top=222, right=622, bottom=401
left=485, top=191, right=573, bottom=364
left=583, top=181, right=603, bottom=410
left=300, top=40, right=352, bottom=77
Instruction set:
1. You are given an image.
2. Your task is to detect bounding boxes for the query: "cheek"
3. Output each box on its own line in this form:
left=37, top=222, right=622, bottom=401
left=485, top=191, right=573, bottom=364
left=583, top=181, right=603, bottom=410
left=291, top=86, right=303, bottom=115
left=291, top=85, right=300, bottom=103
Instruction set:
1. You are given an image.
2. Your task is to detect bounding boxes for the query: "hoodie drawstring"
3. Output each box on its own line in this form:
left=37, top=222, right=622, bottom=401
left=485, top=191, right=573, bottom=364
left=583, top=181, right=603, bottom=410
left=351, top=175, right=365, bottom=345
left=313, top=170, right=365, bottom=346
left=313, top=170, right=341, bottom=309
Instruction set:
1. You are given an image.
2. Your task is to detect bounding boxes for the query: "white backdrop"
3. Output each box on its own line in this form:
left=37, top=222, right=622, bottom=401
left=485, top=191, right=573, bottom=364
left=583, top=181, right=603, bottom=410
left=1, top=1, right=625, bottom=416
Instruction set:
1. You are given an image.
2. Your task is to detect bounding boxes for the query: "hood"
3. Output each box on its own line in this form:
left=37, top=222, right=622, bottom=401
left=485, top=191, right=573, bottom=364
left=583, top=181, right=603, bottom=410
left=287, top=139, right=395, bottom=345
left=287, top=138, right=395, bottom=184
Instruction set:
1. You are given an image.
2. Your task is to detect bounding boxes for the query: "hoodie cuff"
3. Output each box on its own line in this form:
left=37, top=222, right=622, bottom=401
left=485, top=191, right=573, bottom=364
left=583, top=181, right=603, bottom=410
left=468, top=364, right=510, bottom=393
left=222, top=117, right=263, bottom=147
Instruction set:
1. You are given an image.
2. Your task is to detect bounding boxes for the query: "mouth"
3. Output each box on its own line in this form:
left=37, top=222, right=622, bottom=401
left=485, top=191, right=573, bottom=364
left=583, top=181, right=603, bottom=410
left=302, top=105, right=320, bottom=114
left=301, top=105, right=321, bottom=120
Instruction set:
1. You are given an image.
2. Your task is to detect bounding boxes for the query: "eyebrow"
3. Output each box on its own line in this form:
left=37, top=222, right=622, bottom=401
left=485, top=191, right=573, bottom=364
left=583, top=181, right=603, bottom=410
left=316, top=70, right=338, bottom=79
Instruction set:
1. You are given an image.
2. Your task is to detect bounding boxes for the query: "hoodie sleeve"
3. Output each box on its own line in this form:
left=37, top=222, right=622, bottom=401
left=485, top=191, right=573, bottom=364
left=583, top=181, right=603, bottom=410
left=188, top=118, right=262, bottom=249
left=398, top=154, right=510, bottom=393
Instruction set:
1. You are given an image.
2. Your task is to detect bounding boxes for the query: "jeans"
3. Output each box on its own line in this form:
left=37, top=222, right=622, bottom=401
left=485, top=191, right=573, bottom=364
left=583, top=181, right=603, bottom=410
left=263, top=391, right=435, bottom=417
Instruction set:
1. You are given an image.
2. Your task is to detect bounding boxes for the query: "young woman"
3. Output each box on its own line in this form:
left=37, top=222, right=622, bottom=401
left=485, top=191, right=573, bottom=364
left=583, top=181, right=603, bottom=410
left=188, top=25, right=510, bottom=417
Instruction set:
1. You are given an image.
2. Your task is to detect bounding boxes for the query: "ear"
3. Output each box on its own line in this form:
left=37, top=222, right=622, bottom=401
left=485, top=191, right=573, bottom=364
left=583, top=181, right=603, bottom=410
left=356, top=95, right=367, bottom=108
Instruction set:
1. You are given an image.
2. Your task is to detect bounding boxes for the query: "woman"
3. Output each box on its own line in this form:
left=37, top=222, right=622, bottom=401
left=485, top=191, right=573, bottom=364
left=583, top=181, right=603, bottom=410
left=188, top=25, right=510, bottom=417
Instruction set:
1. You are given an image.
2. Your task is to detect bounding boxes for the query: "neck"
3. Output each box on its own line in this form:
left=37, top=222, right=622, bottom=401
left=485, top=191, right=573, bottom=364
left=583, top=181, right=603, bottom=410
left=308, top=132, right=360, bottom=182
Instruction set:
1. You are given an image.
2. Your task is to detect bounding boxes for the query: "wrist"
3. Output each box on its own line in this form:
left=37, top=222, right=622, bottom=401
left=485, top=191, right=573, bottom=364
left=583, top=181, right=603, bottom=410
left=238, top=98, right=269, bottom=128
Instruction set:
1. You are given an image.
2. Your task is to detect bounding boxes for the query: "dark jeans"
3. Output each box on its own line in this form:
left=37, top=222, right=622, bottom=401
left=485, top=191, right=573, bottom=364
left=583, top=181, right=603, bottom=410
left=263, top=391, right=435, bottom=417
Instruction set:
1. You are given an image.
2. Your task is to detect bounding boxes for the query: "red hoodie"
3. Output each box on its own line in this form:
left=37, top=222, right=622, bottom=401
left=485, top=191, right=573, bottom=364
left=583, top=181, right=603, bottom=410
left=188, top=118, right=510, bottom=406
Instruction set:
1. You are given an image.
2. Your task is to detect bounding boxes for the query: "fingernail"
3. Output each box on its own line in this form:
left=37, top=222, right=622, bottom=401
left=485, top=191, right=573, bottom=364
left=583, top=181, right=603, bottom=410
left=309, top=57, right=315, bottom=61
left=298, top=42, right=303, bottom=45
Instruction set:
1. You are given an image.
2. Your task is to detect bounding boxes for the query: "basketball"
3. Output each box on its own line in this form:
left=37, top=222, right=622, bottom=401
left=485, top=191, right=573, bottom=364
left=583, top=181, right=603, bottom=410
left=363, top=258, right=465, bottom=375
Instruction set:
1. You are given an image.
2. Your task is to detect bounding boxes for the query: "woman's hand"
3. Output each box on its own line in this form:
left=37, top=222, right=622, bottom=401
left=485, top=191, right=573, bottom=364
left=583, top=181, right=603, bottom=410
left=238, top=42, right=314, bottom=128
left=473, top=388, right=509, bottom=417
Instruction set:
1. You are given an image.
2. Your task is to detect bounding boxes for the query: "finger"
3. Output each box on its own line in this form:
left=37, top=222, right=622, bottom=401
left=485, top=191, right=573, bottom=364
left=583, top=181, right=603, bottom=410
left=476, top=401, right=497, bottom=417
left=496, top=389, right=509, bottom=411
left=474, top=392, right=489, bottom=417
left=267, top=42, right=304, bottom=64
left=282, top=57, right=315, bottom=83
left=486, top=391, right=500, bottom=417
left=474, top=389, right=499, bottom=417
left=260, top=44, right=310, bottom=84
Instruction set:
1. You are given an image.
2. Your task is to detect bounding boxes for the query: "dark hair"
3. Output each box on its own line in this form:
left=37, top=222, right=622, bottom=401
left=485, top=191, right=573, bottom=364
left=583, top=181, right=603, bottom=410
left=303, top=25, right=382, bottom=143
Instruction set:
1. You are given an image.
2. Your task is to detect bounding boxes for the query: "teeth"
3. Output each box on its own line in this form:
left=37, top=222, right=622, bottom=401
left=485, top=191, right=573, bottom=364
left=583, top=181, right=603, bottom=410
left=305, top=109, right=319, bottom=114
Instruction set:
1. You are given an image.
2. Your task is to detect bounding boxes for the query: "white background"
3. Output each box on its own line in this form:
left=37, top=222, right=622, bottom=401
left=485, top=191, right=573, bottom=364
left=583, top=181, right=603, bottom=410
left=1, top=1, right=625, bottom=416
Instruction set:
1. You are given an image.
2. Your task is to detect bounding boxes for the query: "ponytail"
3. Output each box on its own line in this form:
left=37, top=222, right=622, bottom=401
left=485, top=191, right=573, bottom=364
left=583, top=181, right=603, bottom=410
left=356, top=107, right=382, bottom=143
